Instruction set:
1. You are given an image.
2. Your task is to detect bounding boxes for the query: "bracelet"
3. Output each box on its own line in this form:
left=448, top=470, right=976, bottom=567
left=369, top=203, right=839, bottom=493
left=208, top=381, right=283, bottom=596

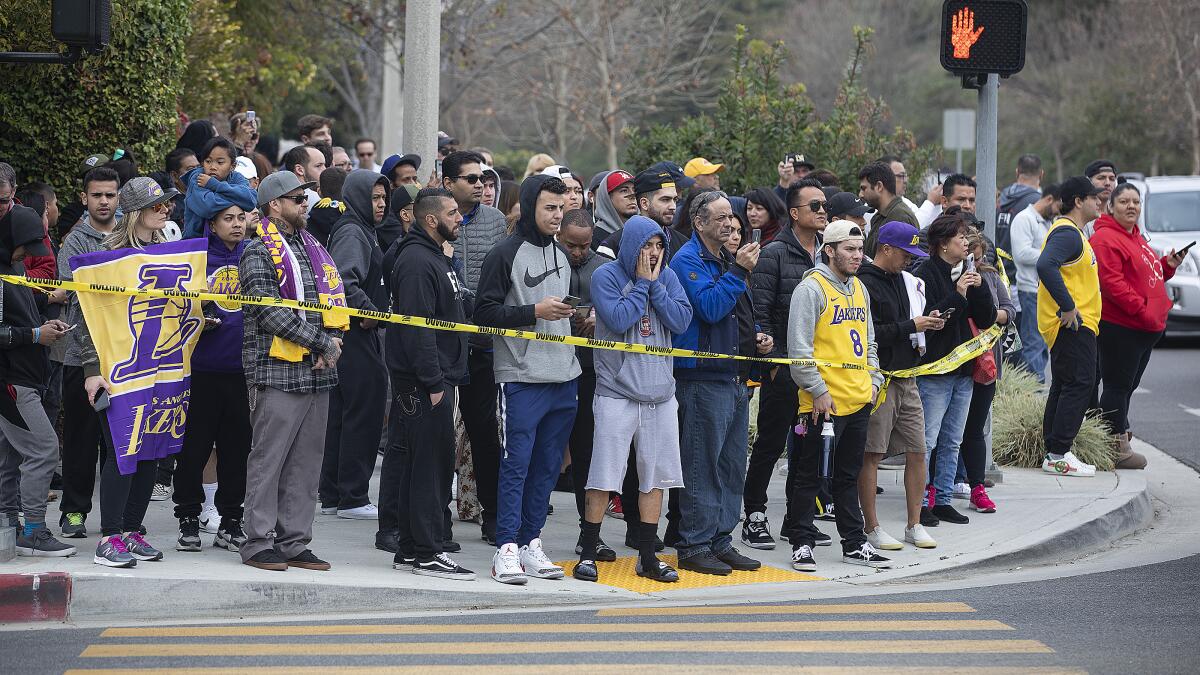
left=32, top=327, right=40, bottom=344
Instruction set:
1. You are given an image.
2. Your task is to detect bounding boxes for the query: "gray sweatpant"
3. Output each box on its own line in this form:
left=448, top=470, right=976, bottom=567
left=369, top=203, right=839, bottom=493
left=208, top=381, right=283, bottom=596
left=0, top=385, right=58, bottom=524
left=241, top=386, right=330, bottom=562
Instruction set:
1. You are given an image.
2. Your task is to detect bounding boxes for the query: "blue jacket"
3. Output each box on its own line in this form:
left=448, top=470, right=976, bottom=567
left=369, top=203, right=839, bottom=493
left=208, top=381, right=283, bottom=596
left=182, top=166, right=257, bottom=239
left=591, top=216, right=692, bottom=402
left=668, top=231, right=748, bottom=379
left=191, top=226, right=248, bottom=373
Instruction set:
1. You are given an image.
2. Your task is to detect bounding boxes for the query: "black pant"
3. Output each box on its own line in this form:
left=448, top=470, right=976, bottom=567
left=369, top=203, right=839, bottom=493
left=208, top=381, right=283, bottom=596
left=320, top=325, right=386, bottom=510
left=173, top=371, right=250, bottom=520
left=97, top=415, right=156, bottom=537
left=389, top=378, right=456, bottom=559
left=743, top=368, right=799, bottom=516
left=60, top=365, right=106, bottom=516
left=569, top=370, right=596, bottom=521
left=155, top=456, right=175, bottom=487
left=960, top=380, right=995, bottom=487
left=458, top=348, right=502, bottom=527
left=1098, top=320, right=1161, bottom=435
left=783, top=406, right=870, bottom=551
left=1044, top=326, right=1098, bottom=455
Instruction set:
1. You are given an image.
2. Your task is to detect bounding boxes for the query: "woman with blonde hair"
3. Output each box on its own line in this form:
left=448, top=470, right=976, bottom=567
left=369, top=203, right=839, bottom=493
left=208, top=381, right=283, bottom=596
left=522, top=153, right=556, bottom=180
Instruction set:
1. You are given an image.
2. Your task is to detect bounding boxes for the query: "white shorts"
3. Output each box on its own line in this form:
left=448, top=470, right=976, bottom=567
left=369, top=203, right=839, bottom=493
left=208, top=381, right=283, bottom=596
left=586, top=395, right=684, bottom=493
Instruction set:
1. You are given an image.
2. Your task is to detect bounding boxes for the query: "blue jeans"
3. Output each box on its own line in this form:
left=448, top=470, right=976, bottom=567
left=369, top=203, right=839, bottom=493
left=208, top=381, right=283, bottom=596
left=917, top=374, right=973, bottom=506
left=1017, top=291, right=1048, bottom=383
left=673, top=378, right=748, bottom=561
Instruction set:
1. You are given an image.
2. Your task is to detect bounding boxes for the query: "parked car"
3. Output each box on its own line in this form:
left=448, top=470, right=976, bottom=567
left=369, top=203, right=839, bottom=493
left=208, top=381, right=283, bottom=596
left=1127, top=176, right=1200, bottom=335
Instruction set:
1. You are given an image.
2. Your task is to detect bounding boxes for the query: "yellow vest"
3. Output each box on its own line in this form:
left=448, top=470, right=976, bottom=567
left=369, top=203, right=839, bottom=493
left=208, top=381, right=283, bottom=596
left=797, top=273, right=874, bottom=416
left=1037, top=217, right=1101, bottom=349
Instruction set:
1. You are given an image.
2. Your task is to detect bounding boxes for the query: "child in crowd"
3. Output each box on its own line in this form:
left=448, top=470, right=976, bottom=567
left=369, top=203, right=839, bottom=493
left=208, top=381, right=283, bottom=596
left=182, top=137, right=257, bottom=239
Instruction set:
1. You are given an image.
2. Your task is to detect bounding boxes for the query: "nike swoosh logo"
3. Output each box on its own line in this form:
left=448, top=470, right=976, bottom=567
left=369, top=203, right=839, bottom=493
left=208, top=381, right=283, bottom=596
left=523, top=266, right=561, bottom=288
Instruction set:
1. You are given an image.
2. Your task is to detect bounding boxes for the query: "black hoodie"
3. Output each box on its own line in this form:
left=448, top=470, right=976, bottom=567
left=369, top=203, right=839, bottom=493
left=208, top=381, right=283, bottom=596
left=857, top=262, right=921, bottom=371
left=913, top=254, right=997, bottom=375
left=327, top=169, right=391, bottom=318
left=385, top=222, right=468, bottom=393
left=0, top=206, right=50, bottom=390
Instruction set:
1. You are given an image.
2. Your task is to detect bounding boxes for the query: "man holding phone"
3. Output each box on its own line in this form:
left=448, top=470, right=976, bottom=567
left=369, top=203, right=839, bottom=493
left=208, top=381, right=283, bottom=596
left=1036, top=176, right=1105, bottom=478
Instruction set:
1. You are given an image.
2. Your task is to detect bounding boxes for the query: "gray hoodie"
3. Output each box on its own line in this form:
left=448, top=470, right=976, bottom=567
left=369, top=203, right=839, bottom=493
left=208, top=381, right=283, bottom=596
left=56, top=217, right=109, bottom=366
left=788, top=263, right=884, bottom=399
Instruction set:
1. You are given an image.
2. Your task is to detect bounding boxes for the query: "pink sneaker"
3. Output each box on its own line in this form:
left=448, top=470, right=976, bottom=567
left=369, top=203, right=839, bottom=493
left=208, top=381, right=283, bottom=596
left=970, top=485, right=996, bottom=513
left=925, top=484, right=936, bottom=509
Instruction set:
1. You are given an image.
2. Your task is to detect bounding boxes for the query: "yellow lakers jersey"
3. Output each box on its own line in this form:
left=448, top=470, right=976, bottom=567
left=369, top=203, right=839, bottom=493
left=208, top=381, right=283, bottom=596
left=797, top=273, right=874, bottom=416
left=1037, top=217, right=1101, bottom=349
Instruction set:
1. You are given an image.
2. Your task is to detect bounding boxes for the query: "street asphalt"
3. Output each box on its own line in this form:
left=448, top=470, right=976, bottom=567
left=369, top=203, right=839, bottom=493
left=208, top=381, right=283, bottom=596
left=1128, top=337, right=1200, bottom=470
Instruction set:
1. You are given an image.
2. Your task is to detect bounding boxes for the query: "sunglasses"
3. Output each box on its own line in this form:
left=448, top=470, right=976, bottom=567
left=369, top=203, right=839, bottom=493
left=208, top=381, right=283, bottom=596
left=454, top=174, right=484, bottom=185
left=793, top=199, right=827, bottom=213
left=280, top=194, right=308, bottom=204
left=151, top=201, right=172, bottom=213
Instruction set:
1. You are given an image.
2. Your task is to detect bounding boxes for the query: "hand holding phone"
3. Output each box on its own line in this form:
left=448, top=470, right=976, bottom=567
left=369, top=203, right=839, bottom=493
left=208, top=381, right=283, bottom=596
left=561, top=295, right=582, bottom=308
left=751, top=228, right=762, bottom=244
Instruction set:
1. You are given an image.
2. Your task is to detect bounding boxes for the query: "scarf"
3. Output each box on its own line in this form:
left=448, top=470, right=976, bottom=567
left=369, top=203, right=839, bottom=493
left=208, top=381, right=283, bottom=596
left=259, top=217, right=349, bottom=361
left=902, top=270, right=927, bottom=356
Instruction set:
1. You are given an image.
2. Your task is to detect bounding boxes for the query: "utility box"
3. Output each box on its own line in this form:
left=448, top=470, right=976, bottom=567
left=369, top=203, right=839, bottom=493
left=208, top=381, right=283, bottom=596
left=0, top=526, right=15, bottom=562
left=51, top=0, right=111, bottom=54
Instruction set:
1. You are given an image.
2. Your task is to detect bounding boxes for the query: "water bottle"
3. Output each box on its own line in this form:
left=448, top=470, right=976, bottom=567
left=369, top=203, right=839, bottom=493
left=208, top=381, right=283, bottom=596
left=819, top=420, right=835, bottom=479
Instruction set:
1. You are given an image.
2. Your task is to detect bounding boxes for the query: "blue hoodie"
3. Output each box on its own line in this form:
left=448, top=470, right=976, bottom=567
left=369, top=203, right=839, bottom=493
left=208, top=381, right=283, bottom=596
left=668, top=230, right=748, bottom=379
left=191, top=225, right=248, bottom=373
left=591, top=216, right=692, bottom=403
left=182, top=166, right=257, bottom=239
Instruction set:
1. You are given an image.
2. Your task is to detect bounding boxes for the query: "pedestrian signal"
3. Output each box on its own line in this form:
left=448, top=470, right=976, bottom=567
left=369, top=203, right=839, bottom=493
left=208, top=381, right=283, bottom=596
left=939, top=0, right=1027, bottom=77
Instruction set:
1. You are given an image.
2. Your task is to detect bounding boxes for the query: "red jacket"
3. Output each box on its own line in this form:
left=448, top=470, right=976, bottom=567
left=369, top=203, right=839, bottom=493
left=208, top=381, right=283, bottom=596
left=1091, top=213, right=1175, bottom=333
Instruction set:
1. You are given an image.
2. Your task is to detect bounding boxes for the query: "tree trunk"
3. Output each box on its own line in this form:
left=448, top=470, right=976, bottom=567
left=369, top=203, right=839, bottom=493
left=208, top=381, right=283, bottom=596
left=1052, top=143, right=1064, bottom=184
left=554, top=71, right=569, bottom=162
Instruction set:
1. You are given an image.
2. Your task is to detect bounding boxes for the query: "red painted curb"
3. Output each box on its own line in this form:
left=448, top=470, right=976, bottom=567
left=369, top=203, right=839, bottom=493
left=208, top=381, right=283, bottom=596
left=0, top=572, right=71, bottom=623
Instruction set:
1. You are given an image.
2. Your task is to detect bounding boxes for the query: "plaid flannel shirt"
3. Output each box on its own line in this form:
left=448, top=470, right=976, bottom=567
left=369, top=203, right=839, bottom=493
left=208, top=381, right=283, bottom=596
left=239, top=223, right=342, bottom=393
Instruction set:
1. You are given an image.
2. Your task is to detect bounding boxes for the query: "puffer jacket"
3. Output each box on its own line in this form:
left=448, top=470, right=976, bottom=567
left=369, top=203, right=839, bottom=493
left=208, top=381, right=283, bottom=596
left=750, top=225, right=818, bottom=357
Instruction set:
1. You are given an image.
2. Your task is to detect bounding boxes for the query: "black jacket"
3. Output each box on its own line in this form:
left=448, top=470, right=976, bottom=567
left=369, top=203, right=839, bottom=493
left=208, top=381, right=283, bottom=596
left=327, top=171, right=390, bottom=318
left=0, top=209, right=49, bottom=391
left=912, top=254, right=997, bottom=375
left=857, top=262, right=920, bottom=371
left=386, top=224, right=468, bottom=393
left=750, top=225, right=817, bottom=357
left=568, top=248, right=606, bottom=370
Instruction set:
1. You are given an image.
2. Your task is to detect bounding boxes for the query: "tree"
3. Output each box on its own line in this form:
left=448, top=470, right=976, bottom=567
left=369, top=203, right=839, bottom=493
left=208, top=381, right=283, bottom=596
left=1146, top=0, right=1200, bottom=174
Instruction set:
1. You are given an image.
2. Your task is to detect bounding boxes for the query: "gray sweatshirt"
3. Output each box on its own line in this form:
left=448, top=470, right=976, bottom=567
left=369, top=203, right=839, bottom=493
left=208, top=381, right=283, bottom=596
left=56, top=218, right=108, bottom=367
left=788, top=263, right=884, bottom=399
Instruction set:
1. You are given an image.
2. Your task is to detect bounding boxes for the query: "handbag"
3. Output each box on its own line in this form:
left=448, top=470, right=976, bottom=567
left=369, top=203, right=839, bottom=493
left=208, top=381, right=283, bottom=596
left=969, top=318, right=998, bottom=385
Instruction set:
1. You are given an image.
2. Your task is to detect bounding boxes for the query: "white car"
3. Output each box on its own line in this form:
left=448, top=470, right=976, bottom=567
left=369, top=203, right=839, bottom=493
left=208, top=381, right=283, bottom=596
left=1128, top=176, right=1200, bottom=335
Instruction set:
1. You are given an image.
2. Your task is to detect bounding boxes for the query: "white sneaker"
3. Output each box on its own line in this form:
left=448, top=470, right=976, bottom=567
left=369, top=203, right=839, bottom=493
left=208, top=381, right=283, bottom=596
left=337, top=503, right=380, bottom=519
left=150, top=483, right=172, bottom=501
left=866, top=526, right=903, bottom=551
left=198, top=505, right=221, bottom=534
left=491, top=543, right=528, bottom=585
left=951, top=482, right=971, bottom=499
left=519, top=538, right=565, bottom=579
left=904, top=524, right=937, bottom=549
left=1042, top=452, right=1096, bottom=477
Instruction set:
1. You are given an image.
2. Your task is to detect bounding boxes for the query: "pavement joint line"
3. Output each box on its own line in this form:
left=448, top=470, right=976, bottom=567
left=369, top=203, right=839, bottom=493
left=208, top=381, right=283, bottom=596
left=597, top=601, right=977, bottom=615
left=80, top=639, right=1056, bottom=656
left=98, top=619, right=1013, bottom=638
left=63, top=668, right=1088, bottom=675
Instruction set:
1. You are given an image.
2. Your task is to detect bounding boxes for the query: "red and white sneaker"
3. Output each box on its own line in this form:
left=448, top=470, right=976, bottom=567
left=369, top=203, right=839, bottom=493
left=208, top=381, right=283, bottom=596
left=1042, top=452, right=1096, bottom=478
left=969, top=485, right=996, bottom=513
left=606, top=496, right=624, bottom=520
left=925, top=484, right=936, bottom=509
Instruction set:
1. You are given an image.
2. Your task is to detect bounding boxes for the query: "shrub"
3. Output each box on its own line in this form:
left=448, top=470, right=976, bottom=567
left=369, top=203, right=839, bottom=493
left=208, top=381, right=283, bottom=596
left=992, top=368, right=1116, bottom=471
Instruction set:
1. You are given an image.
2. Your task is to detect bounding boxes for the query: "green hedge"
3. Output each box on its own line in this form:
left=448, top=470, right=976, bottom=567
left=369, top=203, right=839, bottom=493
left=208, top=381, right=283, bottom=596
left=0, top=0, right=190, bottom=194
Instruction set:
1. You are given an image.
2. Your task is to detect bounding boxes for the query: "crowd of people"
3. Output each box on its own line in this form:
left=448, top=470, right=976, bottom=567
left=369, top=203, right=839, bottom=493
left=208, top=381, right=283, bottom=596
left=0, top=113, right=1184, bottom=584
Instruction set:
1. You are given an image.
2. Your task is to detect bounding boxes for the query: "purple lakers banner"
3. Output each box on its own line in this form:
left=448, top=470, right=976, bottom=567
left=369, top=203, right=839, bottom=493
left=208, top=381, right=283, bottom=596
left=70, top=239, right=207, bottom=475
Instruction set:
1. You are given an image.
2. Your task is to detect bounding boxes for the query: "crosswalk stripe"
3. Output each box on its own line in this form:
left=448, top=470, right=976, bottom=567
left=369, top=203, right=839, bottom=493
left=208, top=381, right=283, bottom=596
left=598, top=602, right=977, bottom=616
left=100, top=619, right=1011, bottom=638
left=81, top=639, right=1054, bottom=657
left=60, top=662, right=1089, bottom=667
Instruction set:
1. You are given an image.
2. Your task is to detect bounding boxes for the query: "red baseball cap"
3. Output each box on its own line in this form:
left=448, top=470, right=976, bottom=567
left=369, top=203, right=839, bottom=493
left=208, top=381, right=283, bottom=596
left=605, top=170, right=634, bottom=193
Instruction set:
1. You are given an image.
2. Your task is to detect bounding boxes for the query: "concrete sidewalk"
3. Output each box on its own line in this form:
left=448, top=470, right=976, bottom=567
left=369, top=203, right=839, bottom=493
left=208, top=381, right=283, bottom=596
left=1, top=441, right=1154, bottom=623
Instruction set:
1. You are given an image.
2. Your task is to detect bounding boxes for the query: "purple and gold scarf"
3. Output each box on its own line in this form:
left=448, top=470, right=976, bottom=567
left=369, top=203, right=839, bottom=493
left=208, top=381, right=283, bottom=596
left=259, top=217, right=349, bottom=361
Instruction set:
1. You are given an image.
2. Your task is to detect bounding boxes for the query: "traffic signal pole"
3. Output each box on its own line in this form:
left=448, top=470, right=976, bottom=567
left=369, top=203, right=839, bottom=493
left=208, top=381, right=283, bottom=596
left=975, top=73, right=999, bottom=242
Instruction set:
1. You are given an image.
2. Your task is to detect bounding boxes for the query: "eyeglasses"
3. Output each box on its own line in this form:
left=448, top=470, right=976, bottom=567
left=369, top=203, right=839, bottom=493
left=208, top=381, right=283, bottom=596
left=280, top=194, right=308, bottom=204
left=894, top=173, right=908, bottom=180
left=454, top=174, right=484, bottom=185
left=792, top=199, right=827, bottom=213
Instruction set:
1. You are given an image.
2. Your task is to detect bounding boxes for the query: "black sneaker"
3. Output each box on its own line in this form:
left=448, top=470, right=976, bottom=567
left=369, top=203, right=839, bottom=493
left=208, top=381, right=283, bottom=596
left=393, top=552, right=416, bottom=568
left=287, top=549, right=331, bottom=570
left=677, top=552, right=732, bottom=576
left=931, top=504, right=970, bottom=524
left=244, top=549, right=288, bottom=571
left=60, top=512, right=86, bottom=538
left=16, top=527, right=77, bottom=557
left=412, top=553, right=476, bottom=581
left=843, top=542, right=893, bottom=568
left=573, top=559, right=598, bottom=582
left=791, top=544, right=817, bottom=572
left=214, top=519, right=247, bottom=552
left=716, top=547, right=761, bottom=571
left=574, top=535, right=618, bottom=562
left=741, top=512, right=776, bottom=550
left=376, top=531, right=399, bottom=553
left=176, top=517, right=202, bottom=552
left=442, top=539, right=461, bottom=553
left=815, top=531, right=833, bottom=547
left=920, top=506, right=941, bottom=527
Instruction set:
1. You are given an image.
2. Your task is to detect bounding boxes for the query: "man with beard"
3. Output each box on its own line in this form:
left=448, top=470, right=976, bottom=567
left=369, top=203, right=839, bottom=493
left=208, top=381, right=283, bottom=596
left=592, top=170, right=636, bottom=254
left=598, top=169, right=678, bottom=262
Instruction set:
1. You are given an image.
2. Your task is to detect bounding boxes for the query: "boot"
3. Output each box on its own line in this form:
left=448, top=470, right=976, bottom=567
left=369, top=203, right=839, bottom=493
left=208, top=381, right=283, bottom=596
left=1114, top=434, right=1147, bottom=470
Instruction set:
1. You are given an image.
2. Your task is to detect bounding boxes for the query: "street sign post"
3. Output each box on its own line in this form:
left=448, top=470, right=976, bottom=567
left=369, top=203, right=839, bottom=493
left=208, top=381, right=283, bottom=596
left=943, top=108, right=976, bottom=174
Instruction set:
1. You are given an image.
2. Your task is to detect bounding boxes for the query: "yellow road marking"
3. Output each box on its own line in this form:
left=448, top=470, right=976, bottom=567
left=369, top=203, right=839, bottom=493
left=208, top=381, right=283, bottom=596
left=598, top=602, right=977, bottom=616
left=66, top=668, right=1085, bottom=675
left=101, top=619, right=1011, bottom=638
left=81, top=639, right=1053, bottom=657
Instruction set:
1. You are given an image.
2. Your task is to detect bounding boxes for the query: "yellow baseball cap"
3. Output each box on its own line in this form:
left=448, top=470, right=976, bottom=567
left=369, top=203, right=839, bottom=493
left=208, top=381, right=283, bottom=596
left=684, top=157, right=724, bottom=178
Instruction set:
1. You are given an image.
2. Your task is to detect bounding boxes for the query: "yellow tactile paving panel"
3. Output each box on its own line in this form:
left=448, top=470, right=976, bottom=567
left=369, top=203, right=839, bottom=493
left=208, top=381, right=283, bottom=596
left=555, top=554, right=822, bottom=592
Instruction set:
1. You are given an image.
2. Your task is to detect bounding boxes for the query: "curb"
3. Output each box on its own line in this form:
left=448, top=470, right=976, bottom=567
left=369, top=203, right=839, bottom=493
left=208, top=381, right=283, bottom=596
left=0, top=572, right=72, bottom=623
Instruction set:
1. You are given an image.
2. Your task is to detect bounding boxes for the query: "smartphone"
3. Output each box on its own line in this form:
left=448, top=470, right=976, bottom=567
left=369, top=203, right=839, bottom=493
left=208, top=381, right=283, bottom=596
left=64, top=323, right=78, bottom=332
left=434, top=158, right=443, bottom=178
left=562, top=295, right=582, bottom=308
left=751, top=229, right=762, bottom=244
left=246, top=110, right=255, bottom=122
left=941, top=307, right=956, bottom=319
left=1180, top=241, right=1196, bottom=256
left=965, top=253, right=976, bottom=272
left=92, top=390, right=110, bottom=413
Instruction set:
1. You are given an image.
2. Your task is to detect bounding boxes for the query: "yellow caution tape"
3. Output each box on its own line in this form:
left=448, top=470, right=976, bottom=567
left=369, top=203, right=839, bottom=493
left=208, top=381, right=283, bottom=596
left=995, top=247, right=1013, bottom=288
left=2, top=274, right=999, bottom=380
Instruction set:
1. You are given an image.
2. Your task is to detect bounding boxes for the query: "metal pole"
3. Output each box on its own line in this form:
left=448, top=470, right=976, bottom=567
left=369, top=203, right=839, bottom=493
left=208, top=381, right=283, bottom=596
left=381, top=42, right=403, bottom=156
left=402, top=0, right=441, bottom=179
left=956, top=148, right=963, bottom=174
left=975, top=73, right=999, bottom=242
